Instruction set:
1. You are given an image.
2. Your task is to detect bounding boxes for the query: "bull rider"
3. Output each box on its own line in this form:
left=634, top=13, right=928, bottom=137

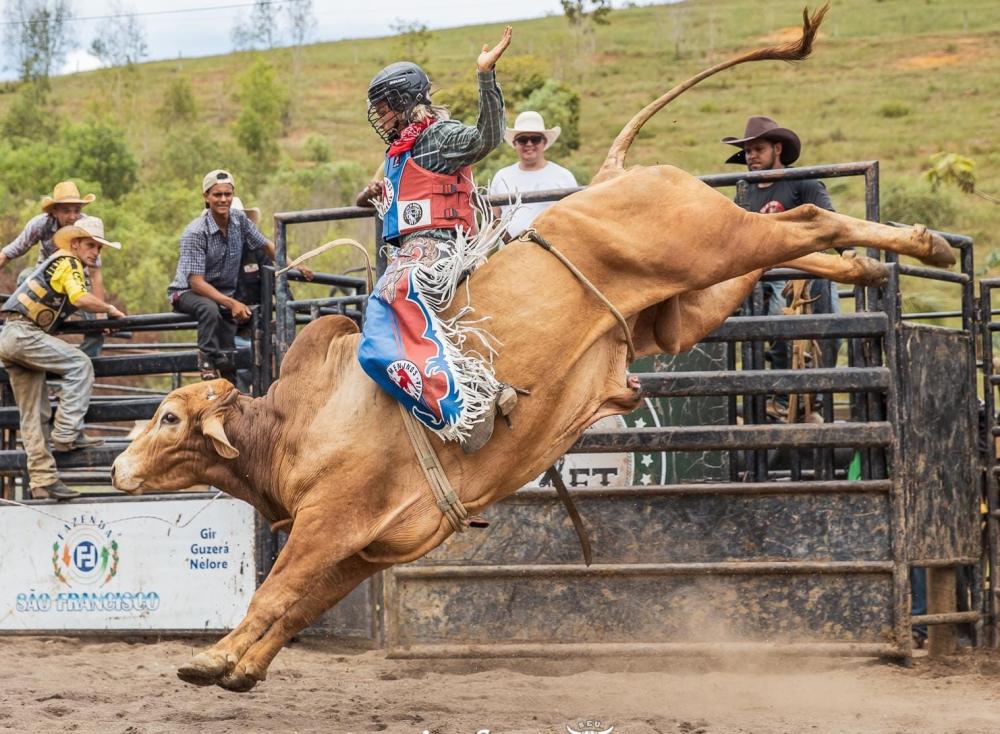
left=356, top=26, right=514, bottom=454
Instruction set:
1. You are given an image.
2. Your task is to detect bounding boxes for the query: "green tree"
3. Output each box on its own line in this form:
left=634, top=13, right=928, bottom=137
left=231, top=0, right=281, bottom=51
left=61, top=120, right=138, bottom=200
left=156, top=128, right=236, bottom=187
left=560, top=0, right=611, bottom=27
left=561, top=0, right=611, bottom=57
left=2, top=0, right=75, bottom=88
left=155, top=76, right=198, bottom=132
left=232, top=59, right=290, bottom=175
left=1, top=81, right=59, bottom=144
left=923, top=152, right=998, bottom=204
left=520, top=79, right=581, bottom=155
left=499, top=55, right=548, bottom=100
left=89, top=1, right=148, bottom=107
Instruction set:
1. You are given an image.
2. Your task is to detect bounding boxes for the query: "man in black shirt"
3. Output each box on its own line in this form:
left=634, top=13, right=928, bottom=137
left=723, top=116, right=841, bottom=418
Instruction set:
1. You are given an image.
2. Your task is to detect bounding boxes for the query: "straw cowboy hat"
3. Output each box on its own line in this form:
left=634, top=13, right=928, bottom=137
left=504, top=110, right=561, bottom=148
left=722, top=115, right=801, bottom=166
left=53, top=216, right=122, bottom=251
left=40, top=181, right=96, bottom=213
left=232, top=197, right=261, bottom=226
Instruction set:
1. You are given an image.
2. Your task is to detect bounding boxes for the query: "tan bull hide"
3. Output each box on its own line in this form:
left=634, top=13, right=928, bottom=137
left=112, top=4, right=955, bottom=692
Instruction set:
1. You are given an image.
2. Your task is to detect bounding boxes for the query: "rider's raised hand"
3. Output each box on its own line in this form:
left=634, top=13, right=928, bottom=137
left=477, top=26, right=513, bottom=72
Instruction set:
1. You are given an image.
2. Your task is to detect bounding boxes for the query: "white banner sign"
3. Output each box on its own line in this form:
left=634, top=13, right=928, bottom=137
left=0, top=497, right=257, bottom=631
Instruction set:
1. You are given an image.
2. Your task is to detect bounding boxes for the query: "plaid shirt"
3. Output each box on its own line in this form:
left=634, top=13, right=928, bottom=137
left=396, top=70, right=505, bottom=244
left=167, top=208, right=268, bottom=300
left=3, top=213, right=103, bottom=268
left=410, top=70, right=505, bottom=173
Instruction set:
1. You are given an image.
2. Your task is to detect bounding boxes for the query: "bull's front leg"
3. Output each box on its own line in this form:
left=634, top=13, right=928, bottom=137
left=177, top=511, right=383, bottom=691
left=215, top=553, right=388, bottom=692
left=775, top=251, right=889, bottom=287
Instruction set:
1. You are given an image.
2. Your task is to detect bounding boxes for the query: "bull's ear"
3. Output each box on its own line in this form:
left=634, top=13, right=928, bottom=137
left=203, top=413, right=240, bottom=459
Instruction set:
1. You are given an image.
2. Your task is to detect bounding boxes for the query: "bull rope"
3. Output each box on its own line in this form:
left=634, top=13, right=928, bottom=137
left=397, top=403, right=468, bottom=533
left=0, top=490, right=225, bottom=532
left=518, top=228, right=636, bottom=362
left=275, top=238, right=375, bottom=293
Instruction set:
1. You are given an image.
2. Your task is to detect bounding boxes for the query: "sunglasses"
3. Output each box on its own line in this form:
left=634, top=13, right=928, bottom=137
left=514, top=135, right=545, bottom=146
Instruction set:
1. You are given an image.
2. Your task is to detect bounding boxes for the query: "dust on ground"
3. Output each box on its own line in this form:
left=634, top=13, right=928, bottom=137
left=1, top=636, right=999, bottom=734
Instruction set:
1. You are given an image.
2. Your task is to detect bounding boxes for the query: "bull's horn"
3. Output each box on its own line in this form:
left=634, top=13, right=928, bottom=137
left=593, top=3, right=829, bottom=182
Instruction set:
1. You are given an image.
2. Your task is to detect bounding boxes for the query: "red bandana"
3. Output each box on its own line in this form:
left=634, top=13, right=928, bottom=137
left=387, top=118, right=436, bottom=157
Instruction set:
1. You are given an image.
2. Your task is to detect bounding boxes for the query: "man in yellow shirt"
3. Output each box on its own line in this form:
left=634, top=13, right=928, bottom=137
left=0, top=216, right=125, bottom=500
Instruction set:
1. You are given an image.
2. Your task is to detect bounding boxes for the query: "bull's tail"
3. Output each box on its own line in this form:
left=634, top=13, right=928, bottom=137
left=593, top=3, right=829, bottom=183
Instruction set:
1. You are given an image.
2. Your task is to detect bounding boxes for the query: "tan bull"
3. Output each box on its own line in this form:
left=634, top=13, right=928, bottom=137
left=112, top=4, right=954, bottom=692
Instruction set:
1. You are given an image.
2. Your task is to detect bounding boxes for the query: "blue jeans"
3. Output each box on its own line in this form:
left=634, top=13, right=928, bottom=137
left=911, top=567, right=927, bottom=641
left=234, top=333, right=252, bottom=394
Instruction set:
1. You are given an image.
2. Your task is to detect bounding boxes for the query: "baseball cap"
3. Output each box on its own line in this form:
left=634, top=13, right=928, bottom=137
left=202, top=169, right=236, bottom=193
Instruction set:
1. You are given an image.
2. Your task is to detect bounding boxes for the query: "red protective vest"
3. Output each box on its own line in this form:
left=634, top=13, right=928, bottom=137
left=382, top=152, right=478, bottom=242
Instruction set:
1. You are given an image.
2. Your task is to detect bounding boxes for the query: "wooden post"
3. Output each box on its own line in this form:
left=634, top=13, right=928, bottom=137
left=927, top=567, right=957, bottom=655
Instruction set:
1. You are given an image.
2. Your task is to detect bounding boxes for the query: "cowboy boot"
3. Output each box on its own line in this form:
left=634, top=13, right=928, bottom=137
left=461, top=386, right=518, bottom=454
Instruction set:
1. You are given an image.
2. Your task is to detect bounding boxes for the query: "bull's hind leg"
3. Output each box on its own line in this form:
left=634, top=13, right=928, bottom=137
left=765, top=204, right=955, bottom=268
left=177, top=511, right=378, bottom=690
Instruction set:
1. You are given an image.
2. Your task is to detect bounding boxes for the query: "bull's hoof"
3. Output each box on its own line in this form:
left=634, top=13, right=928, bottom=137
left=177, top=652, right=231, bottom=686
left=915, top=225, right=956, bottom=268
left=845, top=252, right=889, bottom=287
left=216, top=670, right=259, bottom=693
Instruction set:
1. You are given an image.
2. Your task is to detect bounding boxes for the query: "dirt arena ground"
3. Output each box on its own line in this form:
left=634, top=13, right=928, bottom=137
left=1, top=637, right=998, bottom=734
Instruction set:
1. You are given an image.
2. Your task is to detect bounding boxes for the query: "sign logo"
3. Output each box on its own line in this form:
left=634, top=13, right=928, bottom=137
left=52, top=515, right=119, bottom=587
left=567, top=721, right=614, bottom=734
left=534, top=399, right=666, bottom=488
left=402, top=202, right=424, bottom=225
left=387, top=359, right=423, bottom=399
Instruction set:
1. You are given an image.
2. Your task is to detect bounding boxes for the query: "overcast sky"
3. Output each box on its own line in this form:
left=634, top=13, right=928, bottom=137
left=0, top=0, right=664, bottom=77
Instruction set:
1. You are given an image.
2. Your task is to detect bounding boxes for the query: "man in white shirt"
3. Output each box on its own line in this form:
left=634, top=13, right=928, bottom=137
left=489, top=110, right=578, bottom=239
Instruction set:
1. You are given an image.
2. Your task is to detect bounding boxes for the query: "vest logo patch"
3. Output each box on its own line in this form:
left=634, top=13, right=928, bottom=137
left=386, top=359, right=423, bottom=400
left=381, top=177, right=394, bottom=207
left=35, top=308, right=55, bottom=329
left=402, top=202, right=424, bottom=226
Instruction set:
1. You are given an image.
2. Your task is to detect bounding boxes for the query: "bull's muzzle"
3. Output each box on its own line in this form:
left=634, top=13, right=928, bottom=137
left=110, top=451, right=145, bottom=495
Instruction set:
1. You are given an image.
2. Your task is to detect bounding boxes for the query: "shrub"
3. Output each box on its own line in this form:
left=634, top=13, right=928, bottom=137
left=304, top=134, right=331, bottom=164
left=877, top=101, right=910, bottom=119
left=233, top=59, right=290, bottom=173
left=155, top=76, right=198, bottom=131
left=881, top=179, right=957, bottom=230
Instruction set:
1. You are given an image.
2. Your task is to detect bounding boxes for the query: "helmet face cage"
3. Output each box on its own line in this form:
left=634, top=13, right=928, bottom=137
left=366, top=63, right=431, bottom=144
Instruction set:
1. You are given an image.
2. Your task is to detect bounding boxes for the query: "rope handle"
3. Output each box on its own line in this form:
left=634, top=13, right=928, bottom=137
left=276, top=238, right=375, bottom=294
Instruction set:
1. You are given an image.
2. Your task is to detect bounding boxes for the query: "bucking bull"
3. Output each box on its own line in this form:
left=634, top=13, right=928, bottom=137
left=112, top=4, right=953, bottom=692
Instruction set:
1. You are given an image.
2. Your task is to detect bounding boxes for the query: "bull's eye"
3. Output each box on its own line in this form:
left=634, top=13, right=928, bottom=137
left=161, top=412, right=180, bottom=425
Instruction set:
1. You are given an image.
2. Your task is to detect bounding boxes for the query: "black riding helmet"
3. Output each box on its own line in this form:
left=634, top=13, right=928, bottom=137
left=366, top=62, right=432, bottom=144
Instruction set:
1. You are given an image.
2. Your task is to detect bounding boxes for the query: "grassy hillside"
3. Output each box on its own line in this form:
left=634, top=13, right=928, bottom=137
left=1, top=0, right=998, bottom=315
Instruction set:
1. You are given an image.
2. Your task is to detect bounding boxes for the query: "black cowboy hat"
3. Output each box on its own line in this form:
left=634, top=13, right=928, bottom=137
left=722, top=116, right=801, bottom=166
